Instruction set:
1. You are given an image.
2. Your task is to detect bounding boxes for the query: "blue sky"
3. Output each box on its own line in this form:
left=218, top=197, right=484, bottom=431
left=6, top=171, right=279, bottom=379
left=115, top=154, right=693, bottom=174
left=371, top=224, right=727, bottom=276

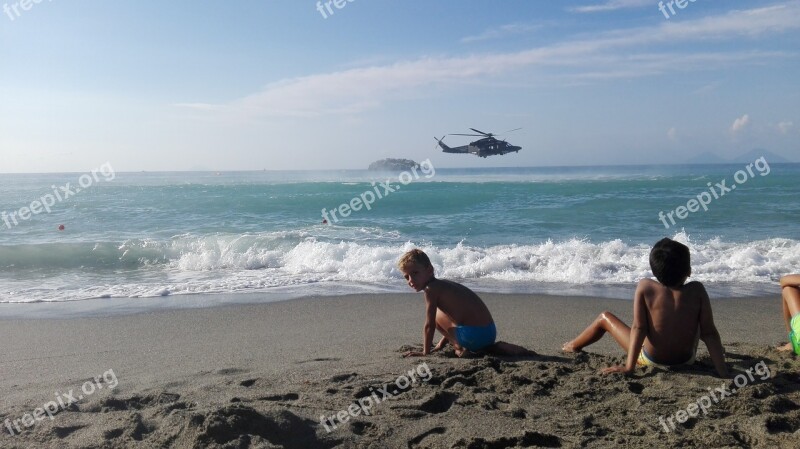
left=1, top=0, right=798, bottom=172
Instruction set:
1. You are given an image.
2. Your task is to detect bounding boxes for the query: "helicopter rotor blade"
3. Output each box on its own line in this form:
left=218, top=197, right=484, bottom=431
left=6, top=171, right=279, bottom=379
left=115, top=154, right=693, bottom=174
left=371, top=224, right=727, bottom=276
left=449, top=133, right=484, bottom=137
left=469, top=128, right=493, bottom=137
left=502, top=127, right=522, bottom=134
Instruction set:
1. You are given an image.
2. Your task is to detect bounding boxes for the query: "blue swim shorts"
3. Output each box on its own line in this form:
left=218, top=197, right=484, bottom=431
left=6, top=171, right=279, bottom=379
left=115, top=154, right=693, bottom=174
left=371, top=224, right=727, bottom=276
left=455, top=322, right=497, bottom=352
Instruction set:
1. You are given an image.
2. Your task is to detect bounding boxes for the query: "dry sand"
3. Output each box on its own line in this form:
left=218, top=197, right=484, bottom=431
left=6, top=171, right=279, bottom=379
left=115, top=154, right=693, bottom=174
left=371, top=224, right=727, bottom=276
left=1, top=293, right=798, bottom=448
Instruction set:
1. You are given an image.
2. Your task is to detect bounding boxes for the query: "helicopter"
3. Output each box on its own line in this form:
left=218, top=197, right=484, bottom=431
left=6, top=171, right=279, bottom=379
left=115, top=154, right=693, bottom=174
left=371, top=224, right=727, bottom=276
left=436, top=128, right=522, bottom=158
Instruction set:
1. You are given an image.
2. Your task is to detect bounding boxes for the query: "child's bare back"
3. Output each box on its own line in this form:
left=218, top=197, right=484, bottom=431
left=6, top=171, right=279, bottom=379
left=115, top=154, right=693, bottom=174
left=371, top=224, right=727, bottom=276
left=424, top=278, right=493, bottom=327
left=636, top=278, right=706, bottom=364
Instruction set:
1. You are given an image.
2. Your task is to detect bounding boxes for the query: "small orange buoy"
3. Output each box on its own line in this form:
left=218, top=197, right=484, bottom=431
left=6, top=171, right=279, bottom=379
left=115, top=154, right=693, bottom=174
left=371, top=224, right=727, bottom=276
left=58, top=224, right=65, bottom=231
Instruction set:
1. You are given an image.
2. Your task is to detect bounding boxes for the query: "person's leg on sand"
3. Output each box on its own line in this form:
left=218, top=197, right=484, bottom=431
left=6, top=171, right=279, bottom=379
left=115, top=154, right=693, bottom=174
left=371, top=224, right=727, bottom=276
left=562, top=311, right=631, bottom=353
left=435, top=309, right=466, bottom=356
left=778, top=285, right=800, bottom=352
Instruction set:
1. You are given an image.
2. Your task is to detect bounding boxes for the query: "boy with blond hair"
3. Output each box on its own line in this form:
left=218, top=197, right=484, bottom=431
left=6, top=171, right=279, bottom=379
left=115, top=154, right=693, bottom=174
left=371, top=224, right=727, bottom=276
left=398, top=249, right=536, bottom=357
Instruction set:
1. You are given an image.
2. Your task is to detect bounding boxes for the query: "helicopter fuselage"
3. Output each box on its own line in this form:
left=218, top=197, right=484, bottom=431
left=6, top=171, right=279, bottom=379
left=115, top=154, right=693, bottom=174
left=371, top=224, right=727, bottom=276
left=436, top=128, right=522, bottom=158
left=440, top=138, right=521, bottom=158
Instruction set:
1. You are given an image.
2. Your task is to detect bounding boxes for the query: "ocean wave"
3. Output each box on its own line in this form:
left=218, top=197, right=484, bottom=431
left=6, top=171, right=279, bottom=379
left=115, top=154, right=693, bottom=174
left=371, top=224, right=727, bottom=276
left=0, top=232, right=796, bottom=303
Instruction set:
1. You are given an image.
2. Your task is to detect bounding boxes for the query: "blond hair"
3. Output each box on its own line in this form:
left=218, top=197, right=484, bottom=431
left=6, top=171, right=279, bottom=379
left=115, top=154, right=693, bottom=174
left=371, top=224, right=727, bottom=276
left=397, top=249, right=432, bottom=271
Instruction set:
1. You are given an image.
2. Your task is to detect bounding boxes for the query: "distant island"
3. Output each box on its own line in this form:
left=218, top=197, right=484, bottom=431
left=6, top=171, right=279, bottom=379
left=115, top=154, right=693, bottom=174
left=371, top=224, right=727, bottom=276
left=368, top=158, right=420, bottom=171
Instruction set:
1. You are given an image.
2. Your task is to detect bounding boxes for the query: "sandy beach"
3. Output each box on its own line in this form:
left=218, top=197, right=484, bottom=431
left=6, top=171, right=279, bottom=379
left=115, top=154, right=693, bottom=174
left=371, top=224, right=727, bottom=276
left=1, top=293, right=798, bottom=448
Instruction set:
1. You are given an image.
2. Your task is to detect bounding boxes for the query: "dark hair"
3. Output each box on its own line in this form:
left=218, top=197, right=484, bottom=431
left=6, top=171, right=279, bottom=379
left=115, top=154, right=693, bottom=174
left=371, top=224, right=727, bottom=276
left=649, top=238, right=691, bottom=288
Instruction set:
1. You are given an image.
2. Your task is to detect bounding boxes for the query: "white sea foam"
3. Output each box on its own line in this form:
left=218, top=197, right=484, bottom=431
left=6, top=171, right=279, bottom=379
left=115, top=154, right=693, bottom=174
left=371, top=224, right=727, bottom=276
left=0, top=231, right=795, bottom=303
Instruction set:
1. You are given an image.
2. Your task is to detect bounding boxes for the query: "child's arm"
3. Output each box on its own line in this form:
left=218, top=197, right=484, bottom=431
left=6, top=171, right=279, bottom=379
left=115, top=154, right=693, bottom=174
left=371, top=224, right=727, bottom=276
left=698, top=286, right=730, bottom=378
left=403, top=292, right=438, bottom=357
left=624, top=286, right=648, bottom=372
left=780, top=274, right=800, bottom=289
left=420, top=293, right=438, bottom=355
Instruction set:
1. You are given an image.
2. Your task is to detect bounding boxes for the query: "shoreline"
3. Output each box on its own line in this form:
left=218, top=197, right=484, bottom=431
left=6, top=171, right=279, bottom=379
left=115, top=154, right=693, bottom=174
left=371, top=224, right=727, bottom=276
left=0, top=287, right=783, bottom=320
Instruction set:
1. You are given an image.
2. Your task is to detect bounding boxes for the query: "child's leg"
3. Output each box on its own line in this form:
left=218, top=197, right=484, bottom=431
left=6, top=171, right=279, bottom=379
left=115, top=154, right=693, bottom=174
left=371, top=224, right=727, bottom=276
left=783, top=285, right=800, bottom=330
left=434, top=310, right=463, bottom=353
left=778, top=285, right=800, bottom=351
left=562, top=311, right=631, bottom=353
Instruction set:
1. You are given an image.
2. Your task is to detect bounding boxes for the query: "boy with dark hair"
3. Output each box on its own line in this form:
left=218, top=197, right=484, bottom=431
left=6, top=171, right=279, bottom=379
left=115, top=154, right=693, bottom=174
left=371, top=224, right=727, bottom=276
left=649, top=237, right=691, bottom=287
left=398, top=248, right=536, bottom=358
left=563, top=238, right=729, bottom=378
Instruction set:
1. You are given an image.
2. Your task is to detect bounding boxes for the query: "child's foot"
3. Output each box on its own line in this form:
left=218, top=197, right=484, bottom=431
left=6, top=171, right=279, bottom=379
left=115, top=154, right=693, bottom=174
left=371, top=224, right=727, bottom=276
left=562, top=341, right=582, bottom=353
left=455, top=348, right=482, bottom=358
left=777, top=342, right=794, bottom=352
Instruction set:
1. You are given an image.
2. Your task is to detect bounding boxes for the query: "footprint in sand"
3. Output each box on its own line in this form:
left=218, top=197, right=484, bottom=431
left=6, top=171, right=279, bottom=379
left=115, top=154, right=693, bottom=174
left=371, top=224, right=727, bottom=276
left=215, top=367, right=249, bottom=375
left=296, top=357, right=341, bottom=364
left=104, top=428, right=124, bottom=439
left=765, top=415, right=800, bottom=433
left=453, top=431, right=562, bottom=448
left=52, top=425, right=86, bottom=439
left=764, top=395, right=799, bottom=413
left=417, top=391, right=458, bottom=414
left=627, top=381, right=645, bottom=394
left=96, top=393, right=181, bottom=412
left=350, top=421, right=378, bottom=436
left=259, top=393, right=299, bottom=401
left=330, top=372, right=358, bottom=383
left=408, top=427, right=447, bottom=447
left=194, top=406, right=334, bottom=448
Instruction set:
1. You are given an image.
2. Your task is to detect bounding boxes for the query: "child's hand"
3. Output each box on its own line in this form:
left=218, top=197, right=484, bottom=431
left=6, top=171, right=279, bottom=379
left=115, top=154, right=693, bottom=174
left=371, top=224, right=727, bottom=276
left=600, top=365, right=633, bottom=375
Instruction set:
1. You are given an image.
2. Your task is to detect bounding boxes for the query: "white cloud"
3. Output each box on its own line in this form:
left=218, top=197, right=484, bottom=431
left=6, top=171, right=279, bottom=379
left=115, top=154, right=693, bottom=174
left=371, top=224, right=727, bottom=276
left=692, top=81, right=721, bottom=95
left=731, top=114, right=751, bottom=133
left=570, top=0, right=653, bottom=13
left=461, top=23, right=542, bottom=43
left=178, top=2, right=800, bottom=118
left=667, top=127, right=678, bottom=141
left=777, top=120, right=794, bottom=134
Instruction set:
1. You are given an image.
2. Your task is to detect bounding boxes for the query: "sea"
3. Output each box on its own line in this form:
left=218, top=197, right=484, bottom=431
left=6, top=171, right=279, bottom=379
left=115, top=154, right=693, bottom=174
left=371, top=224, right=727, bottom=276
left=0, top=162, right=798, bottom=305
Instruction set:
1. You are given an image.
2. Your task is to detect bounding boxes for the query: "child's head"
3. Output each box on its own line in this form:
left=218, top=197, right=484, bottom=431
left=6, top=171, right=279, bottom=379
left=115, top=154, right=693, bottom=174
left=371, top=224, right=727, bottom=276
left=649, top=238, right=691, bottom=288
left=398, top=249, right=435, bottom=291
left=398, top=248, right=432, bottom=270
